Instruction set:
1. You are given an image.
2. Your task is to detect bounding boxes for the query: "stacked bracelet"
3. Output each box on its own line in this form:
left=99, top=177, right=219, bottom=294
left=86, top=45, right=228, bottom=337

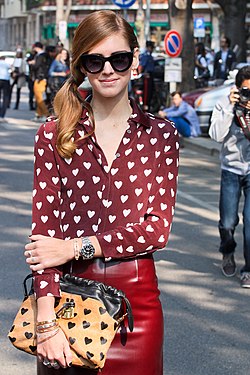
left=36, top=319, right=59, bottom=340
left=74, top=238, right=80, bottom=260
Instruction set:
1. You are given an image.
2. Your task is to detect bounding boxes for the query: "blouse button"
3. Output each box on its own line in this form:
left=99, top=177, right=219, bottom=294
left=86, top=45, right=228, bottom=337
left=127, top=129, right=132, bottom=134
left=115, top=152, right=120, bottom=158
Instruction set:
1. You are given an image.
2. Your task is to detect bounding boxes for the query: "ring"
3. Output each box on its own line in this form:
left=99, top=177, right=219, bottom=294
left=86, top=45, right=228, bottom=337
left=31, top=257, right=35, bottom=263
left=51, top=361, right=60, bottom=369
left=43, top=358, right=50, bottom=366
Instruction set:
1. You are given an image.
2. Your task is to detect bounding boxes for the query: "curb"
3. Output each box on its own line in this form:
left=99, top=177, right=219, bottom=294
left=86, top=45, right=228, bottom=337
left=183, top=136, right=221, bottom=158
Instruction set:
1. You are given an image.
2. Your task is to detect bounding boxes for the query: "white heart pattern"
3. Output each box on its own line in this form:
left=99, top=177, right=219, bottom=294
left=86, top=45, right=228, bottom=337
left=32, top=111, right=178, bottom=279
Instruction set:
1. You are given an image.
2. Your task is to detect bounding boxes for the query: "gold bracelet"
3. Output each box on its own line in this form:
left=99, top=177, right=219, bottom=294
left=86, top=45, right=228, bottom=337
left=36, top=325, right=58, bottom=333
left=37, top=319, right=57, bottom=326
left=74, top=238, right=80, bottom=260
left=36, top=324, right=59, bottom=334
left=36, top=323, right=59, bottom=332
left=36, top=321, right=58, bottom=329
left=36, top=327, right=60, bottom=341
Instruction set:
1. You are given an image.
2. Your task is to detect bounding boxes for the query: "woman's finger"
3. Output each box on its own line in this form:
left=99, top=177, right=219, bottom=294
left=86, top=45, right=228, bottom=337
left=63, top=340, right=73, bottom=367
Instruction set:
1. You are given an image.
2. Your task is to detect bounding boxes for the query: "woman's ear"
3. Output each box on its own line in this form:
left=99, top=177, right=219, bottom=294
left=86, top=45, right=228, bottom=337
left=132, top=48, right=140, bottom=70
left=79, top=65, right=87, bottom=76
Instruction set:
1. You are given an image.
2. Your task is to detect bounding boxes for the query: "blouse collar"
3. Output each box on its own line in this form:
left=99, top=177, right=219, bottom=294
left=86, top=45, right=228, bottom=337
left=79, top=96, right=151, bottom=129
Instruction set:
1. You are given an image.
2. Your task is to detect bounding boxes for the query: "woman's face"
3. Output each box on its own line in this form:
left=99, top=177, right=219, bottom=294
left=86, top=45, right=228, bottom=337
left=82, top=33, right=139, bottom=99
left=61, top=49, right=68, bottom=61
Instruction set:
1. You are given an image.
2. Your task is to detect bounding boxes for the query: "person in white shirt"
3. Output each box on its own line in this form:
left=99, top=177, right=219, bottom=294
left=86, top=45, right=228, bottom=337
left=0, top=56, right=11, bottom=121
left=9, top=50, right=27, bottom=109
left=209, top=65, right=250, bottom=288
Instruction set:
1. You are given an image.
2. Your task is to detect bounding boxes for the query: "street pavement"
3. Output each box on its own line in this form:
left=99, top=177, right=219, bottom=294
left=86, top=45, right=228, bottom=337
left=0, top=88, right=249, bottom=374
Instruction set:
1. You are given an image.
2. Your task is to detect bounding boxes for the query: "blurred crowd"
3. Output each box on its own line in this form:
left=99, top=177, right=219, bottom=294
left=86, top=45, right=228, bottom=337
left=0, top=41, right=71, bottom=122
left=0, top=34, right=238, bottom=126
left=194, top=36, right=237, bottom=88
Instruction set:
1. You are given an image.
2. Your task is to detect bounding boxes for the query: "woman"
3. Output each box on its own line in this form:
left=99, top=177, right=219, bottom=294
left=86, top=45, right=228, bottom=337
left=9, top=50, right=27, bottom=109
left=195, top=42, right=210, bottom=87
left=24, top=10, right=179, bottom=375
left=48, top=48, right=70, bottom=103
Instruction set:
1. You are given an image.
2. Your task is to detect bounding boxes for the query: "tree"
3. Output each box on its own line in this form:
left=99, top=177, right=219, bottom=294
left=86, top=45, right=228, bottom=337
left=168, top=0, right=196, bottom=92
left=212, top=0, right=247, bottom=62
left=56, top=0, right=72, bottom=49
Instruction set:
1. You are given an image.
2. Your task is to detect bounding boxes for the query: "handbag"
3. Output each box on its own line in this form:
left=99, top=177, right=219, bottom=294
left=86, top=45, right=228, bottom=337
left=11, top=67, right=20, bottom=80
left=8, top=273, right=133, bottom=370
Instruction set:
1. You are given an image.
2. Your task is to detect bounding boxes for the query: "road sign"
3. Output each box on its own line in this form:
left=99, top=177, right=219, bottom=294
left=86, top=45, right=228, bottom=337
left=164, top=30, right=183, bottom=58
left=164, top=57, right=182, bottom=83
left=112, top=0, right=136, bottom=8
left=194, top=17, right=205, bottom=38
left=59, top=20, right=67, bottom=41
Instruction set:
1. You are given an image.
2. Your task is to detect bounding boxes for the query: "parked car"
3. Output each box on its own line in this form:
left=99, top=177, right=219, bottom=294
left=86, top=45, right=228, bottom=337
left=182, top=87, right=213, bottom=108
left=0, top=51, right=15, bottom=66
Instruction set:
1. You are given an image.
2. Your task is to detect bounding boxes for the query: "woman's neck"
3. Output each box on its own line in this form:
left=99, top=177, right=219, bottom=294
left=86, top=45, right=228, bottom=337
left=91, top=92, right=132, bottom=127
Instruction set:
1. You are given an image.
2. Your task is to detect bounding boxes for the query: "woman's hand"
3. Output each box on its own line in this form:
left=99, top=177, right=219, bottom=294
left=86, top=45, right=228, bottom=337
left=24, top=235, right=74, bottom=271
left=37, top=328, right=72, bottom=369
left=158, top=110, right=166, bottom=118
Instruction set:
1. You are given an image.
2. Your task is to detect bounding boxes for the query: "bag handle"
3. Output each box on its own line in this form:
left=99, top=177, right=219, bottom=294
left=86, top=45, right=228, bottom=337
left=22, top=273, right=34, bottom=297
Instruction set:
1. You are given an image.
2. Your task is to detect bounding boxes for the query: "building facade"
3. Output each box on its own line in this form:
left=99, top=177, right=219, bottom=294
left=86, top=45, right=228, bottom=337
left=0, top=0, right=249, bottom=57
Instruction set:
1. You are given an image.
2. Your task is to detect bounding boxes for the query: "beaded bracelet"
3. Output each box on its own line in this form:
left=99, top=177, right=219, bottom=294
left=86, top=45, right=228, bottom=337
left=74, top=238, right=80, bottom=260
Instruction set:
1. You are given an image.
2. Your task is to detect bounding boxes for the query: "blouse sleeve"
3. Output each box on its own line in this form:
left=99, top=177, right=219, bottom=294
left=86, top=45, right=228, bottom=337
left=32, top=122, right=63, bottom=299
left=96, top=126, right=179, bottom=260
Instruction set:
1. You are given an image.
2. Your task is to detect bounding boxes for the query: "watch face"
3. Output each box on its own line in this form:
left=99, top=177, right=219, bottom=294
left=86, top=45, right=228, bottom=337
left=80, top=239, right=95, bottom=259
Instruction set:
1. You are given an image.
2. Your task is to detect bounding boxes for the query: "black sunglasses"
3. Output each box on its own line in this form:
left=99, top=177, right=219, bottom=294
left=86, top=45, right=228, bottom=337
left=80, top=51, right=134, bottom=74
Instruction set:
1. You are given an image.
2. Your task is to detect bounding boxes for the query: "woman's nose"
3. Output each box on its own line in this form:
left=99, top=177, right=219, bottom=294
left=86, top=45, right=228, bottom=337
left=102, top=60, right=114, bottom=74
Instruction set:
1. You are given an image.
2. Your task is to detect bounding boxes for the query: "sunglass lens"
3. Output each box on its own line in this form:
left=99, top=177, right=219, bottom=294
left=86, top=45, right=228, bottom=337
left=112, top=53, right=132, bottom=72
left=83, top=55, right=103, bottom=73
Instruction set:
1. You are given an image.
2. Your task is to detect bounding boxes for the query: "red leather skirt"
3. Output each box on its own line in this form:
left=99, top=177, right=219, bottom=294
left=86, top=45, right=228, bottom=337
left=37, top=255, right=163, bottom=375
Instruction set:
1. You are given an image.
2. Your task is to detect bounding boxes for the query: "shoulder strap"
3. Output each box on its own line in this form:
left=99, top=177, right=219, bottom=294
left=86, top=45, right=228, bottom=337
left=234, top=106, right=250, bottom=141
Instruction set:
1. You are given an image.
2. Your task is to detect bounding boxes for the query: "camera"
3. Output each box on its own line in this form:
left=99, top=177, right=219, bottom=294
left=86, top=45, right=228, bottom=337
left=239, top=87, right=250, bottom=103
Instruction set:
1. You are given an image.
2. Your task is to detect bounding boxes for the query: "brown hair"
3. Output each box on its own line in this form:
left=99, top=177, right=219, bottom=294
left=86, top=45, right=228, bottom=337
left=53, top=10, right=139, bottom=158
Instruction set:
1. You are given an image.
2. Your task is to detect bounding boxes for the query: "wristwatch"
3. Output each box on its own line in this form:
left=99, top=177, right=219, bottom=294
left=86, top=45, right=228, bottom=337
left=80, top=237, right=95, bottom=259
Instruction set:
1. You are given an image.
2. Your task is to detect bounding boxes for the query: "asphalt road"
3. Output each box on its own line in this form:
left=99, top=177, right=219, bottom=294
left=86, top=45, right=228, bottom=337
left=0, top=89, right=249, bottom=374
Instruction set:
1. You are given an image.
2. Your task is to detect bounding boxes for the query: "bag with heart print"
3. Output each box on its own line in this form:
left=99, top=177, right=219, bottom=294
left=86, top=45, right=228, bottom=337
left=8, top=273, right=134, bottom=370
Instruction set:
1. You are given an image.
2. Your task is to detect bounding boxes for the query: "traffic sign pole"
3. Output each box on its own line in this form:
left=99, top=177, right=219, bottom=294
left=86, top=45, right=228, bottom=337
left=164, top=30, right=183, bottom=91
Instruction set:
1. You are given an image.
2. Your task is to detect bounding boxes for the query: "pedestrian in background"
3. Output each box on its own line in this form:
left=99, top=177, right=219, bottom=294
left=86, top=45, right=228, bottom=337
left=24, top=9, right=179, bottom=374
left=26, top=46, right=36, bottom=110
left=48, top=48, right=70, bottom=104
left=9, top=49, right=27, bottom=110
left=209, top=65, right=250, bottom=288
left=195, top=42, right=210, bottom=87
left=0, top=55, right=11, bottom=122
left=28, top=41, right=50, bottom=122
left=139, top=40, right=155, bottom=111
left=158, top=91, right=201, bottom=138
left=213, top=36, right=237, bottom=82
